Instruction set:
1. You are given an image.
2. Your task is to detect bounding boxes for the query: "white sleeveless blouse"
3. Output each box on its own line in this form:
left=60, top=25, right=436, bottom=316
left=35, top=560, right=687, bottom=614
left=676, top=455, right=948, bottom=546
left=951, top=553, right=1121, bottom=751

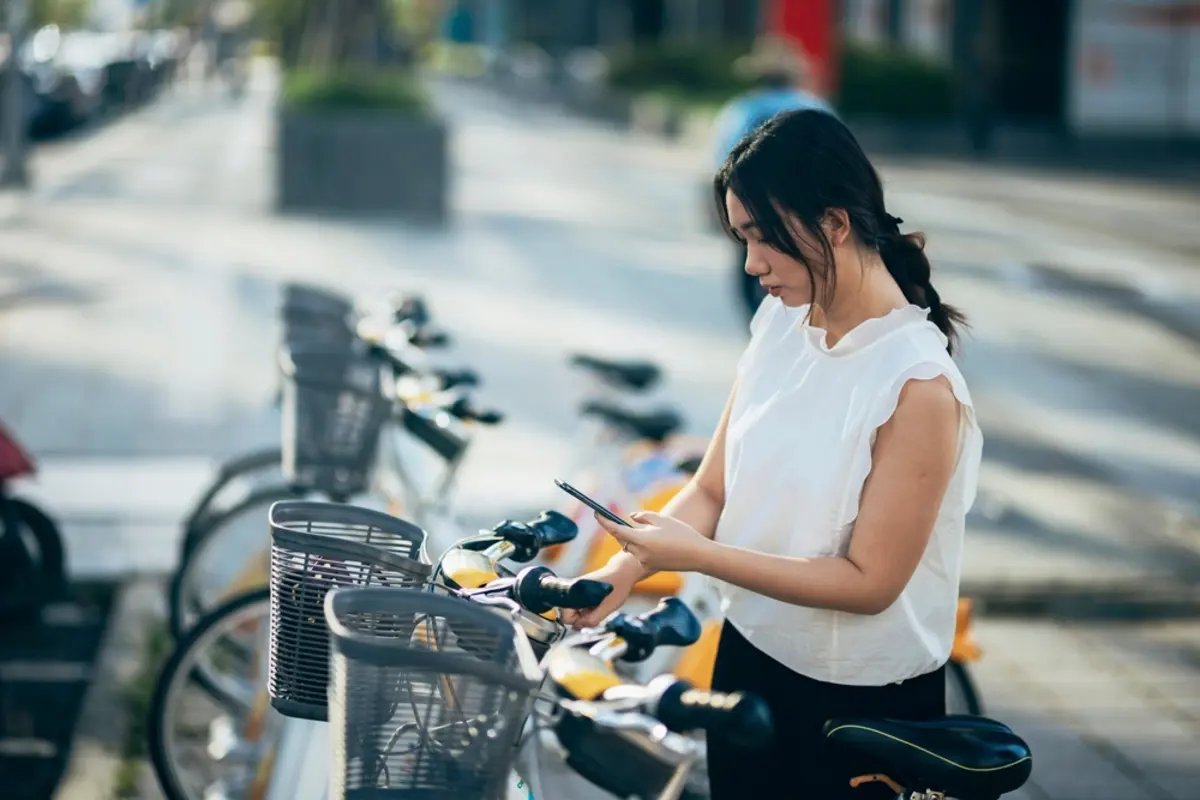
left=714, top=297, right=983, bottom=686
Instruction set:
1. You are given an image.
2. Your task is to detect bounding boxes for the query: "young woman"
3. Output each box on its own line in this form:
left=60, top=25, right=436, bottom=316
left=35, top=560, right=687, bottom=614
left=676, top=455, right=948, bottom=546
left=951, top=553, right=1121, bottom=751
left=564, top=109, right=983, bottom=798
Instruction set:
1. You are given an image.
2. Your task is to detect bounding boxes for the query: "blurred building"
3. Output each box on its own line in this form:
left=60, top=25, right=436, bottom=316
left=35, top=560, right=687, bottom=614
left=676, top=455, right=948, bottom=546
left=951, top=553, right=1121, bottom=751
left=842, top=0, right=1200, bottom=140
left=459, top=0, right=764, bottom=53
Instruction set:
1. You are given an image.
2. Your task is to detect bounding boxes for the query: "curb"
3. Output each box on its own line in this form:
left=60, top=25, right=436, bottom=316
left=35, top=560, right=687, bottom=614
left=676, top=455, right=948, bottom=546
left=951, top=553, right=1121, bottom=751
left=963, top=579, right=1200, bottom=620
left=54, top=578, right=164, bottom=800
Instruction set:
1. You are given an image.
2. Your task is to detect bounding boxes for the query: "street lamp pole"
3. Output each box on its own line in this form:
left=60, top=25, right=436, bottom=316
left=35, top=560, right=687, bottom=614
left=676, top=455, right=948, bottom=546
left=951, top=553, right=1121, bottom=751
left=1, top=0, right=31, bottom=189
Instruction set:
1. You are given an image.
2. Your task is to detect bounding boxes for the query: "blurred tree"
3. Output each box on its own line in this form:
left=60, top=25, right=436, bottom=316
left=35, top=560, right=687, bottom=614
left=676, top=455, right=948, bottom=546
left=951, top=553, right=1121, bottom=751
left=30, top=0, right=89, bottom=28
left=253, top=0, right=412, bottom=70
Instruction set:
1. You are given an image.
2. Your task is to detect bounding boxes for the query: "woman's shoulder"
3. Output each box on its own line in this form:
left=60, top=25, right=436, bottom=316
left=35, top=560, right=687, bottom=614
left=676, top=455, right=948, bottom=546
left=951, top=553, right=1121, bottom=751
left=869, top=315, right=975, bottom=406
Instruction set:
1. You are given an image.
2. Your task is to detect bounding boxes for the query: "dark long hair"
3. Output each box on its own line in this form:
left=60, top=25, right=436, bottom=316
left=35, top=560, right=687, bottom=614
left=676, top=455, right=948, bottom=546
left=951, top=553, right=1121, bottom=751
left=714, top=109, right=966, bottom=354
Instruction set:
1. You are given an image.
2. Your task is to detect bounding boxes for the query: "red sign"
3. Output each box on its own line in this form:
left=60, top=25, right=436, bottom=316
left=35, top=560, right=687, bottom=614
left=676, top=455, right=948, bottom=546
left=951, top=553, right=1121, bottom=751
left=763, top=0, right=839, bottom=96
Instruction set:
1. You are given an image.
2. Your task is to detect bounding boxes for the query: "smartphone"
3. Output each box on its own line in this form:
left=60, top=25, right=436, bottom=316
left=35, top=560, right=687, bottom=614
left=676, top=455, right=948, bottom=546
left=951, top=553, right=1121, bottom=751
left=554, top=479, right=631, bottom=527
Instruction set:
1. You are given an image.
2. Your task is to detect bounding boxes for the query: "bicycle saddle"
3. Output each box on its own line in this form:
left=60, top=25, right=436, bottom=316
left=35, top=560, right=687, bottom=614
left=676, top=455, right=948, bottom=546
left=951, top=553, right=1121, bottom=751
left=822, top=715, right=1032, bottom=800
left=580, top=400, right=682, bottom=444
left=569, top=354, right=661, bottom=392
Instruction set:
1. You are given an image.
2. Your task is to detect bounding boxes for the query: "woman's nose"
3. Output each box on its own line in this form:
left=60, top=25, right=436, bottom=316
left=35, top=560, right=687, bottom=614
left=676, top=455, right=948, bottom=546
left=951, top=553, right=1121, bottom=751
left=744, top=253, right=769, bottom=278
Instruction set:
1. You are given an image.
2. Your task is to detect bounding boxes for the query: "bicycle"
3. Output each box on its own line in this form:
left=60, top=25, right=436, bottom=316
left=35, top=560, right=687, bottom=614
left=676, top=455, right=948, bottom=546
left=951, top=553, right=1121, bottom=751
left=0, top=418, right=66, bottom=619
left=175, top=283, right=459, bottom=559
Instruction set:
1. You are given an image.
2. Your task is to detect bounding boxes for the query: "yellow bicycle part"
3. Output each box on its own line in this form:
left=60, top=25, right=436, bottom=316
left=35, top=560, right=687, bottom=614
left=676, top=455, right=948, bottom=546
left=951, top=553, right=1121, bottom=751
left=950, top=597, right=982, bottom=662
left=440, top=549, right=500, bottom=590
left=546, top=644, right=624, bottom=701
left=669, top=617, right=722, bottom=690
left=576, top=474, right=690, bottom=596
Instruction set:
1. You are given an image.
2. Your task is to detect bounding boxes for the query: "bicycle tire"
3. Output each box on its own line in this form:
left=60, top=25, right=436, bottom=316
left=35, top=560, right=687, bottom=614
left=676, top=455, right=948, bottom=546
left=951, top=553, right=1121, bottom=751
left=179, top=447, right=285, bottom=559
left=148, top=588, right=272, bottom=800
left=0, top=496, right=66, bottom=619
left=170, top=484, right=298, bottom=641
left=947, top=658, right=985, bottom=716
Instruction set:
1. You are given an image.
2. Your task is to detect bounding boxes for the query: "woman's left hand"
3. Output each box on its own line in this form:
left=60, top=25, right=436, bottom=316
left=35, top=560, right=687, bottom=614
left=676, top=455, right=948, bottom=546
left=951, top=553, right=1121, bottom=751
left=594, top=511, right=714, bottom=574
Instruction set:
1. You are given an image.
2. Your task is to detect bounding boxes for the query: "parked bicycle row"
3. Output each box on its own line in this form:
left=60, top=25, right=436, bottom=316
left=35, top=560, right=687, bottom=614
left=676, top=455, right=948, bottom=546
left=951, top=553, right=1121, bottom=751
left=148, top=282, right=1033, bottom=799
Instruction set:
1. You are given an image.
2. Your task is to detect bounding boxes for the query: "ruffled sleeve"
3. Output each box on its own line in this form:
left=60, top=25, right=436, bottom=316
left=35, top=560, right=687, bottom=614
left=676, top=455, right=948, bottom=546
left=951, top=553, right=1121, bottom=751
left=836, top=360, right=981, bottom=529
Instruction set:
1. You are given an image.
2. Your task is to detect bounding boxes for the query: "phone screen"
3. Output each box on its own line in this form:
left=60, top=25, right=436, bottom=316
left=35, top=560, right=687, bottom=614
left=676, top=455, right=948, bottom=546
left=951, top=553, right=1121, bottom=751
left=554, top=479, right=631, bottom=527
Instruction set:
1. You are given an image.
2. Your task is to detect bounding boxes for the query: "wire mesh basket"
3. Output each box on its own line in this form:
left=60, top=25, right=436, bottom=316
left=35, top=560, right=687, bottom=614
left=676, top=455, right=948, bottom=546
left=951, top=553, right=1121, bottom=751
left=280, top=283, right=357, bottom=348
left=325, top=587, right=541, bottom=800
left=268, top=501, right=432, bottom=721
left=280, top=343, right=391, bottom=499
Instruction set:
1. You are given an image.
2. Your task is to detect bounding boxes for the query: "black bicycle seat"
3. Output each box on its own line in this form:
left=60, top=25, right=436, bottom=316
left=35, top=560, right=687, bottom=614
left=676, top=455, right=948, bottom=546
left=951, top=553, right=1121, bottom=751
left=822, top=715, right=1032, bottom=799
left=580, top=400, right=682, bottom=444
left=569, top=354, right=661, bottom=393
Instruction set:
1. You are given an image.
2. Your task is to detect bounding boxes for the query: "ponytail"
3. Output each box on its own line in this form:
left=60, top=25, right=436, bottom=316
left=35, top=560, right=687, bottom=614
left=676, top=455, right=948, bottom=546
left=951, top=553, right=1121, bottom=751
left=878, top=222, right=966, bottom=355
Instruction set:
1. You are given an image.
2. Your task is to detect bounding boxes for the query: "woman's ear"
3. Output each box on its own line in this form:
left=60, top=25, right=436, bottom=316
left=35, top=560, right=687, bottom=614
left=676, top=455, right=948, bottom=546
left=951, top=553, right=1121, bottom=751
left=822, top=209, right=852, bottom=247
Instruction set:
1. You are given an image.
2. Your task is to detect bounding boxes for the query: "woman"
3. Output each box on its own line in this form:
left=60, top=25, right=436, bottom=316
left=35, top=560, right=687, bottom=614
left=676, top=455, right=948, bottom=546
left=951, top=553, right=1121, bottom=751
left=563, top=109, right=982, bottom=798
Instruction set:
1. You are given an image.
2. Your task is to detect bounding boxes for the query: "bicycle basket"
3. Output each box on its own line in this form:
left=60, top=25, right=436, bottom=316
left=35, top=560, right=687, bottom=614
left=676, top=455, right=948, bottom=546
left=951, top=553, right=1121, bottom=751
left=268, top=501, right=431, bottom=721
left=280, top=344, right=390, bottom=499
left=282, top=282, right=354, bottom=319
left=325, top=587, right=540, bottom=800
left=280, top=284, right=356, bottom=347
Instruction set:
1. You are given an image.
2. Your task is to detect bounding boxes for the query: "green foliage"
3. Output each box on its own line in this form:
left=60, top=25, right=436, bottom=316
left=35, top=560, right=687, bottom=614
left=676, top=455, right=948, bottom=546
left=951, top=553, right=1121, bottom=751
left=603, top=39, right=958, bottom=120
left=607, top=41, right=754, bottom=106
left=836, top=43, right=957, bottom=119
left=281, top=68, right=430, bottom=113
left=31, top=0, right=89, bottom=28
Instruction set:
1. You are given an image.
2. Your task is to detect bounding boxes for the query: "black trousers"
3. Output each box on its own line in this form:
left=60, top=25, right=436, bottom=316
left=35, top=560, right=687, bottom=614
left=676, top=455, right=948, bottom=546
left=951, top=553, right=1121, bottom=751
left=707, top=621, right=946, bottom=799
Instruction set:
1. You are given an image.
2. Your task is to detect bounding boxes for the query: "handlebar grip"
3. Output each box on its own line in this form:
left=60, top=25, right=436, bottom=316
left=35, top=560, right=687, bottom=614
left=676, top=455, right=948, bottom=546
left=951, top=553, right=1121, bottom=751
left=447, top=396, right=505, bottom=425
left=654, top=679, right=773, bottom=748
left=435, top=368, right=480, bottom=390
left=608, top=597, right=701, bottom=662
left=473, top=408, right=504, bottom=425
left=514, top=566, right=613, bottom=614
left=410, top=328, right=451, bottom=349
left=393, top=295, right=430, bottom=327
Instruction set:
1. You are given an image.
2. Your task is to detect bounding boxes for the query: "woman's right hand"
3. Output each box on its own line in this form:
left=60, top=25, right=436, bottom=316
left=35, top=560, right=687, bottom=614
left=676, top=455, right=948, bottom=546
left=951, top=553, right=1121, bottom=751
left=560, top=553, right=642, bottom=629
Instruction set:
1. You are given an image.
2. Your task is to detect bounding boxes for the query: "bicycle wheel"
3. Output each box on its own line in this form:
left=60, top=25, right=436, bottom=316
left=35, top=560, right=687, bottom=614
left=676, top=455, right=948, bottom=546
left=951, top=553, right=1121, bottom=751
left=946, top=658, right=984, bottom=716
left=179, top=447, right=285, bottom=560
left=0, top=496, right=66, bottom=619
left=149, top=588, right=276, bottom=800
left=170, top=484, right=297, bottom=641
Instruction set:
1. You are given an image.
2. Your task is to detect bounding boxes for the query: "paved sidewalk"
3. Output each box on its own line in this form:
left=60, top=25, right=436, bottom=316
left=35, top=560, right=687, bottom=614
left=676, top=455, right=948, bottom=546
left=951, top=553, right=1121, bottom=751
left=971, top=619, right=1200, bottom=800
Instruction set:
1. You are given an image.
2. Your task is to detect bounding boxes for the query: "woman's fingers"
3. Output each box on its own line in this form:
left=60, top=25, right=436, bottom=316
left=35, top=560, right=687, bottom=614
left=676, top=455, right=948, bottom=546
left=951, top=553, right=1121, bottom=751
left=596, top=514, right=643, bottom=547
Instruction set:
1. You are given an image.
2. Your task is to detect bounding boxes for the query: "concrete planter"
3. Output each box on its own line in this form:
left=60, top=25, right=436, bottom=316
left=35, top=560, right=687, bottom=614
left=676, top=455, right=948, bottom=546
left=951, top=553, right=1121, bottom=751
left=276, top=108, right=449, bottom=224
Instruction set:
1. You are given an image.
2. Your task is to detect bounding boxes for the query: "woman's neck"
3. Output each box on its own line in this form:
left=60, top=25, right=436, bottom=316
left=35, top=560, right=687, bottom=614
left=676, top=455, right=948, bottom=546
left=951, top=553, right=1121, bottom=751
left=810, top=257, right=910, bottom=347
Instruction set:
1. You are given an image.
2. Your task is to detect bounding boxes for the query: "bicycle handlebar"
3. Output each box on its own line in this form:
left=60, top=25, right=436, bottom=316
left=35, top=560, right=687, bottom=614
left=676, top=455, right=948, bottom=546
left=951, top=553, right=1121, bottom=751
left=514, top=566, right=613, bottom=614
left=491, top=510, right=577, bottom=563
left=433, top=367, right=480, bottom=390
left=605, top=597, right=701, bottom=663
left=446, top=395, right=504, bottom=425
left=409, top=327, right=451, bottom=349
left=650, top=676, right=773, bottom=747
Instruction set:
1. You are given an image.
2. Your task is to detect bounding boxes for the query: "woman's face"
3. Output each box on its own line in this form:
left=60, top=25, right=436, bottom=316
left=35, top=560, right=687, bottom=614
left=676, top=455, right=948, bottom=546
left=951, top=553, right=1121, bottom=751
left=726, top=189, right=826, bottom=307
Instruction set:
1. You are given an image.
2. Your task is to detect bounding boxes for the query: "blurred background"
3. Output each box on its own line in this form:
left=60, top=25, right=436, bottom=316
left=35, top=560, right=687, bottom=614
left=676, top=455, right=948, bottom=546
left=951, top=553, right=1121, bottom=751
left=0, top=1, right=1198, bottom=799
